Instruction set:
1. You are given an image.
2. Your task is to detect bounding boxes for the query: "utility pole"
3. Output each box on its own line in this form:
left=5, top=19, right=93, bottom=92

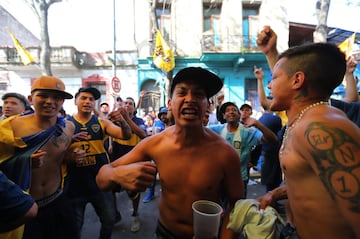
left=113, top=0, right=117, bottom=77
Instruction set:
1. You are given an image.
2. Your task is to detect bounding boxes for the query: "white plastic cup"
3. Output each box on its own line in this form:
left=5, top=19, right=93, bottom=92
left=192, top=200, right=223, bottom=239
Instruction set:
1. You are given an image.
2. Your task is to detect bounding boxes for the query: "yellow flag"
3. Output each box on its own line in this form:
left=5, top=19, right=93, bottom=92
left=338, top=33, right=356, bottom=58
left=8, top=31, right=37, bottom=65
left=153, top=30, right=175, bottom=72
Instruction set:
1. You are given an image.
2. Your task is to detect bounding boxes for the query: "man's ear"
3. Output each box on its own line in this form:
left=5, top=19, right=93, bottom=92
left=292, top=71, right=305, bottom=90
left=167, top=98, right=172, bottom=111
left=27, top=95, right=33, bottom=104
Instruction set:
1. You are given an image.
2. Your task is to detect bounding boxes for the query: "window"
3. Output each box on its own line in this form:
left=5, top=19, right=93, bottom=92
left=0, top=82, right=8, bottom=92
left=245, top=78, right=259, bottom=111
left=203, top=2, right=222, bottom=51
left=242, top=5, right=260, bottom=50
left=140, top=79, right=160, bottom=114
left=156, top=5, right=171, bottom=41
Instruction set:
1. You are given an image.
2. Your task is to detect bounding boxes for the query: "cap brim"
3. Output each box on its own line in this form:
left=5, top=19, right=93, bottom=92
left=171, top=67, right=223, bottom=98
left=61, top=92, right=73, bottom=99
left=32, top=89, right=73, bottom=99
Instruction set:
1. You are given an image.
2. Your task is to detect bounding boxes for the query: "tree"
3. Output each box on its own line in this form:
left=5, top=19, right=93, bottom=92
left=313, top=0, right=331, bottom=43
left=22, top=0, right=62, bottom=76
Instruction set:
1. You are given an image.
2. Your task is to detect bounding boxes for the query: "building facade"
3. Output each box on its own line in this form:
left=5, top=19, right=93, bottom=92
left=4, top=0, right=356, bottom=116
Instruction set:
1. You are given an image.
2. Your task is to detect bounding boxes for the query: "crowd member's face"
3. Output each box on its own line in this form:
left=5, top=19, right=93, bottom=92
left=145, top=114, right=153, bottom=126
left=268, top=57, right=293, bottom=112
left=2, top=97, right=26, bottom=117
left=159, top=113, right=168, bottom=123
left=101, top=104, right=109, bottom=114
left=29, top=90, right=65, bottom=117
left=240, top=107, right=252, bottom=120
left=75, top=92, right=96, bottom=113
left=114, top=100, right=123, bottom=110
left=168, top=80, right=208, bottom=127
left=209, top=99, right=215, bottom=112
left=202, top=110, right=210, bottom=126
left=223, top=105, right=240, bottom=123
left=124, top=98, right=136, bottom=116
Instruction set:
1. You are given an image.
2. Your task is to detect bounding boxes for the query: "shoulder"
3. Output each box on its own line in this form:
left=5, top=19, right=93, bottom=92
left=64, top=119, right=75, bottom=129
left=295, top=107, right=359, bottom=152
left=132, top=116, right=145, bottom=125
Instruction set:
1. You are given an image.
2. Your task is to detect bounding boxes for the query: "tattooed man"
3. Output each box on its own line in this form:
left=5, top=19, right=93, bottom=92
left=257, top=43, right=360, bottom=239
left=0, top=76, right=80, bottom=239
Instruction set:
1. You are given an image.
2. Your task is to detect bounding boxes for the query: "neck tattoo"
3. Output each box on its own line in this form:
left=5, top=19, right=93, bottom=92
left=280, top=101, right=329, bottom=152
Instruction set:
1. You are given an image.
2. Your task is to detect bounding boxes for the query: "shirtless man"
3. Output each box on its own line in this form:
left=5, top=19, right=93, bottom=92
left=0, top=76, right=80, bottom=239
left=258, top=42, right=360, bottom=238
left=96, top=67, right=244, bottom=239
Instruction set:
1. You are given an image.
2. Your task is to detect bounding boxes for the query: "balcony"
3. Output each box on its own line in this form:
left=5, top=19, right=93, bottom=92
left=0, top=46, right=138, bottom=75
left=201, top=34, right=259, bottom=53
left=200, top=34, right=264, bottom=64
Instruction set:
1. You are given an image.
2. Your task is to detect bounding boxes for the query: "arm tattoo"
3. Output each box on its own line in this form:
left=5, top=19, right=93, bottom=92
left=305, top=122, right=360, bottom=213
left=118, top=121, right=132, bottom=138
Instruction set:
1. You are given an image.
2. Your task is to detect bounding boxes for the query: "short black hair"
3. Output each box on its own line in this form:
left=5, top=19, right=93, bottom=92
left=2, top=92, right=28, bottom=107
left=220, top=102, right=239, bottom=115
left=278, top=43, right=346, bottom=97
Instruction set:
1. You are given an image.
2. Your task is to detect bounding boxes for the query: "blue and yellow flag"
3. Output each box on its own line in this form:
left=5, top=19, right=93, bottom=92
left=153, top=30, right=175, bottom=72
left=8, top=30, right=37, bottom=65
left=338, top=33, right=356, bottom=58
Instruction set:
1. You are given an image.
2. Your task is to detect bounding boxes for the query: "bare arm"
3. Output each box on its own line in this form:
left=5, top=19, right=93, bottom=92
left=109, top=108, right=147, bottom=139
left=96, top=139, right=157, bottom=191
left=136, top=90, right=146, bottom=109
left=304, top=119, right=360, bottom=237
left=256, top=25, right=279, bottom=70
left=242, top=117, right=278, bottom=143
left=104, top=113, right=132, bottom=140
left=220, top=144, right=243, bottom=239
left=96, top=161, right=156, bottom=192
left=343, top=56, right=359, bottom=102
left=254, top=66, right=272, bottom=110
left=257, top=184, right=288, bottom=210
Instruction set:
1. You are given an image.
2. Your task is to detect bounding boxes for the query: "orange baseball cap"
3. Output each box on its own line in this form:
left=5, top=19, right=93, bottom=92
left=31, top=76, right=73, bottom=99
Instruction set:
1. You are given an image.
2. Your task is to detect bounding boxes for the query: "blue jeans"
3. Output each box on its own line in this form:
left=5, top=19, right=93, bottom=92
left=72, top=191, right=115, bottom=239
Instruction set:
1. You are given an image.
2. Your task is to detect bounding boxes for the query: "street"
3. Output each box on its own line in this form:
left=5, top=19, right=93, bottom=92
left=81, top=179, right=283, bottom=239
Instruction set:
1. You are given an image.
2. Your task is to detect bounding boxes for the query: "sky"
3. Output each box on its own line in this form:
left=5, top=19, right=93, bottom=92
left=1, top=0, right=360, bottom=52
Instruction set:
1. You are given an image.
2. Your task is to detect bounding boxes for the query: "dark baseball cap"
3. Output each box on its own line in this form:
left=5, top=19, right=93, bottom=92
left=170, top=67, right=223, bottom=98
left=75, top=87, right=101, bottom=100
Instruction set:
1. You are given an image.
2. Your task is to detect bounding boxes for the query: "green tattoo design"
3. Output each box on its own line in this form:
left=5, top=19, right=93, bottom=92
left=305, top=122, right=360, bottom=213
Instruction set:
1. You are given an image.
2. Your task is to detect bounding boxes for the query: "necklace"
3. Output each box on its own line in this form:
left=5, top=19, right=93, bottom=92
left=280, top=101, right=329, bottom=152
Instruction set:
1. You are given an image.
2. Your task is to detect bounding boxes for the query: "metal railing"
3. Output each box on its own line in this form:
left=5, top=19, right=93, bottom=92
left=0, top=46, right=138, bottom=68
left=201, top=34, right=260, bottom=53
